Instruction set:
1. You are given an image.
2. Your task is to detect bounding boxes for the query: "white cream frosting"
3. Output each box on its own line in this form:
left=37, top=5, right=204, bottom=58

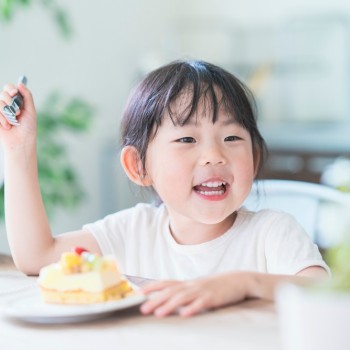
left=38, top=256, right=123, bottom=293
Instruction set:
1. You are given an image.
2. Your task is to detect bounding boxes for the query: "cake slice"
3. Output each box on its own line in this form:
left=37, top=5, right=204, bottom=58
left=38, top=247, right=133, bottom=304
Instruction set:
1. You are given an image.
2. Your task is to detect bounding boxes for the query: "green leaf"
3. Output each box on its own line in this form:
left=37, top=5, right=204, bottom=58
left=0, top=0, right=72, bottom=39
left=40, top=0, right=72, bottom=39
left=0, top=0, right=14, bottom=20
left=60, top=99, right=94, bottom=130
left=18, top=0, right=30, bottom=5
left=53, top=8, right=71, bottom=39
left=325, top=241, right=350, bottom=292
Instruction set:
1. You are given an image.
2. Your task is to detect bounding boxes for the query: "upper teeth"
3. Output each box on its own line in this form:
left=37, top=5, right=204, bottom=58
left=200, top=181, right=226, bottom=187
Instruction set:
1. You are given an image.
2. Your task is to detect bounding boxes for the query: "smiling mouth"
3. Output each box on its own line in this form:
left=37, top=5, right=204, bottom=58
left=193, top=181, right=227, bottom=196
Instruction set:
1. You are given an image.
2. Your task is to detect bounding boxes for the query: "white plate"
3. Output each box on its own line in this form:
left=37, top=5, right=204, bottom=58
left=5, top=289, right=146, bottom=324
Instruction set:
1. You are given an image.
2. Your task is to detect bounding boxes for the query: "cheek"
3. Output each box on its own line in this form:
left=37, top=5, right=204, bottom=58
left=146, top=153, right=192, bottom=200
left=156, top=155, right=190, bottom=184
left=234, top=151, right=256, bottom=180
left=145, top=147, right=184, bottom=183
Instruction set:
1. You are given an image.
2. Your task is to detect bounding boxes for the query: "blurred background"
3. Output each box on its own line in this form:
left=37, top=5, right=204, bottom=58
left=1, top=0, right=350, bottom=253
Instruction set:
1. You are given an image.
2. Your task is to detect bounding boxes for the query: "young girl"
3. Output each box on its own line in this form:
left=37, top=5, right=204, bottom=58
left=0, top=60, right=328, bottom=317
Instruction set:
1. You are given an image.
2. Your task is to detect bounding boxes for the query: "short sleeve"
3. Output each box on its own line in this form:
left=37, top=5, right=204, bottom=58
left=264, top=212, right=330, bottom=275
left=82, top=203, right=168, bottom=275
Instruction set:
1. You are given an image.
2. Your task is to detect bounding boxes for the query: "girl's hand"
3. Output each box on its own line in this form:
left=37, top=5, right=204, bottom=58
left=140, top=269, right=327, bottom=318
left=0, top=82, right=37, bottom=151
left=140, top=273, right=249, bottom=317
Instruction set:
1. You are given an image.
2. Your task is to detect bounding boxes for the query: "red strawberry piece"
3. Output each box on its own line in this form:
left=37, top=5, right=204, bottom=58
left=74, top=247, right=89, bottom=255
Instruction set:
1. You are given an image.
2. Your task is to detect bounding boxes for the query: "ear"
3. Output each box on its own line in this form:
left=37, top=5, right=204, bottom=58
left=120, top=146, right=152, bottom=186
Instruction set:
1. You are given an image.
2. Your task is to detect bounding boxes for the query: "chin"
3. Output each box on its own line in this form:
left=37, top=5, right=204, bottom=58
left=195, top=212, right=236, bottom=226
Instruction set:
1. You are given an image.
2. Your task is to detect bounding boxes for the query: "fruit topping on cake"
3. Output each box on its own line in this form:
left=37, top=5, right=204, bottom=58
left=38, top=248, right=133, bottom=304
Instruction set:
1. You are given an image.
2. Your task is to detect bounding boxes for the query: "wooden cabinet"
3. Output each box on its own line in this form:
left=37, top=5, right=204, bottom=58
left=260, top=148, right=350, bottom=184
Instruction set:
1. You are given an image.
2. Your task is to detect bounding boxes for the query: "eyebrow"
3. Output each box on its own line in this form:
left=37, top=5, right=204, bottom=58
left=179, top=118, right=239, bottom=127
left=221, top=118, right=239, bottom=126
left=184, top=118, right=240, bottom=126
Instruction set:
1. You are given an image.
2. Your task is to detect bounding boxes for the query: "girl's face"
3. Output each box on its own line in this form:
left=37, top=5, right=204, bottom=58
left=144, top=95, right=257, bottom=241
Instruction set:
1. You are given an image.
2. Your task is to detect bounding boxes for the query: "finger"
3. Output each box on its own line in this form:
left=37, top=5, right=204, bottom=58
left=178, top=297, right=210, bottom=317
left=142, top=284, right=201, bottom=317
left=2, top=84, right=18, bottom=97
left=140, top=282, right=187, bottom=315
left=151, top=286, right=206, bottom=317
left=0, top=90, right=14, bottom=106
left=140, top=288, right=176, bottom=315
left=1, top=83, right=22, bottom=125
left=17, top=83, right=36, bottom=115
left=0, top=108, right=12, bottom=130
left=0, top=98, right=20, bottom=126
left=141, top=280, right=178, bottom=294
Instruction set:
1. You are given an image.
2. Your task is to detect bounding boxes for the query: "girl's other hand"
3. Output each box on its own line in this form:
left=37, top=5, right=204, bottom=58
left=140, top=273, right=248, bottom=317
left=0, top=82, right=37, bottom=151
left=140, top=270, right=327, bottom=317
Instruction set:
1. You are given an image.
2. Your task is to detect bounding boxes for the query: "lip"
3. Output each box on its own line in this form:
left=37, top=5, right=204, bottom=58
left=194, top=176, right=230, bottom=187
left=193, top=177, right=230, bottom=202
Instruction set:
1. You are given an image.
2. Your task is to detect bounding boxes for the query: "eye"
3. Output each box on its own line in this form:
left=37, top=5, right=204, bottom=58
left=224, top=135, right=241, bottom=142
left=176, top=137, right=196, bottom=143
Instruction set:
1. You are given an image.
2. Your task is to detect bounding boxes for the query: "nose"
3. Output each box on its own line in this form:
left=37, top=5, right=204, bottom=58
left=199, top=141, right=227, bottom=166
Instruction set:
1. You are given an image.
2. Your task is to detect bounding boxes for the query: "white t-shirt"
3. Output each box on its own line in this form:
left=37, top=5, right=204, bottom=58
left=83, top=203, right=329, bottom=280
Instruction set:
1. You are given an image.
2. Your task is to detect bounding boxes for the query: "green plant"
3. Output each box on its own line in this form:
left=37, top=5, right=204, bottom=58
left=325, top=240, right=350, bottom=292
left=0, top=0, right=72, bottom=38
left=0, top=1, right=95, bottom=218
left=0, top=93, right=94, bottom=218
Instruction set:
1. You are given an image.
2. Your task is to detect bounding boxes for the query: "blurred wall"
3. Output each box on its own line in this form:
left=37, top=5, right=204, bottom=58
left=1, top=0, right=350, bottom=253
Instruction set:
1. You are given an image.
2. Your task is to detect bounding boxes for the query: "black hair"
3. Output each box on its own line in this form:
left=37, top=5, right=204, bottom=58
left=121, top=59, right=267, bottom=177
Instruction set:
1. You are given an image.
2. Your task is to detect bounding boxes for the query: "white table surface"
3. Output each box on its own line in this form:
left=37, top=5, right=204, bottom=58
left=0, top=256, right=282, bottom=350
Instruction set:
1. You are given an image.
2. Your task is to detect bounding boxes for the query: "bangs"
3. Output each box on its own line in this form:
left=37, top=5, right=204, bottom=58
left=144, top=60, right=257, bottom=140
left=166, top=83, right=239, bottom=126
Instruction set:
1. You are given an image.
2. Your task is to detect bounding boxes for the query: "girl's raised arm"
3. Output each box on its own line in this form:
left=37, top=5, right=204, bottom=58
left=0, top=83, right=100, bottom=275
